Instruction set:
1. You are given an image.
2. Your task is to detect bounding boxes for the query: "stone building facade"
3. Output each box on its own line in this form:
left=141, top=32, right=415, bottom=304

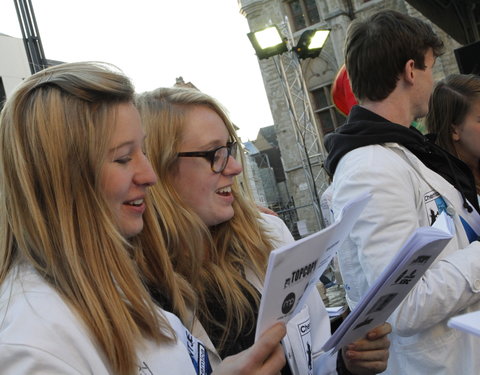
left=238, top=0, right=462, bottom=236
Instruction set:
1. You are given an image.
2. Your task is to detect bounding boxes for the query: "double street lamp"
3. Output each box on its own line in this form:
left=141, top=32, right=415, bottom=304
left=247, top=25, right=330, bottom=60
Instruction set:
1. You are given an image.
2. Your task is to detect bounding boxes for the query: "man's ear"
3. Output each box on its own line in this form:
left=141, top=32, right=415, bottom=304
left=403, top=59, right=415, bottom=84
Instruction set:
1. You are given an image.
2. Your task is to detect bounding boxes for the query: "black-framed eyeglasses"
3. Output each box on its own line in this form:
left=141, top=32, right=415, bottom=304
left=177, top=141, right=238, bottom=173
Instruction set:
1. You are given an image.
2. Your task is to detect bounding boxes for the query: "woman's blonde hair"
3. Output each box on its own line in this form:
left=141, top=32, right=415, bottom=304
left=136, top=86, right=275, bottom=352
left=0, top=62, right=192, bottom=375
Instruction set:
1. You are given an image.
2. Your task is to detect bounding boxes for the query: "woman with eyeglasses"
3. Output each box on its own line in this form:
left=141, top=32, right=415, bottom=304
left=135, top=86, right=391, bottom=375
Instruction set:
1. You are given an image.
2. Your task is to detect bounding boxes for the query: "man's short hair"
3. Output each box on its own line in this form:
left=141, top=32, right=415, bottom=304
left=345, top=10, right=444, bottom=102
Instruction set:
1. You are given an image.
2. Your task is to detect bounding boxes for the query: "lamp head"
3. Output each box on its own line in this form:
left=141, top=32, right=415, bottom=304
left=247, top=25, right=288, bottom=60
left=294, top=29, right=330, bottom=59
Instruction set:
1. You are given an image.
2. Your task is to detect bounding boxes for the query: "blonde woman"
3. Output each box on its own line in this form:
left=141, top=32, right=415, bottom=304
left=0, top=62, right=286, bottom=375
left=136, top=86, right=391, bottom=375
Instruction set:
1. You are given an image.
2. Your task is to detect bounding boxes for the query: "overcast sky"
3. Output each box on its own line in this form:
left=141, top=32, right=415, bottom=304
left=0, top=0, right=274, bottom=140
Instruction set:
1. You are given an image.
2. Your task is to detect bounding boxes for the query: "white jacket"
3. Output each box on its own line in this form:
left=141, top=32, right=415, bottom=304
left=192, top=213, right=337, bottom=375
left=327, top=142, right=480, bottom=375
left=0, top=263, right=207, bottom=375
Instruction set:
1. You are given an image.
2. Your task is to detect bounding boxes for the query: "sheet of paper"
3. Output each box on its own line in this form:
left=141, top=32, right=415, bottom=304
left=326, top=306, right=348, bottom=317
left=255, top=192, right=372, bottom=340
left=322, top=212, right=455, bottom=352
left=448, top=311, right=480, bottom=337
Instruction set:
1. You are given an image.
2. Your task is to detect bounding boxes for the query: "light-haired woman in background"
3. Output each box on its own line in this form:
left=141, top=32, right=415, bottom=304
left=136, top=86, right=391, bottom=375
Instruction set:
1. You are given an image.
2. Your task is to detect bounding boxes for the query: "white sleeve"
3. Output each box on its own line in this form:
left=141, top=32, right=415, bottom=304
left=0, top=345, right=85, bottom=375
left=332, top=150, right=421, bottom=287
left=320, top=186, right=334, bottom=228
left=259, top=213, right=295, bottom=248
left=332, top=148, right=480, bottom=336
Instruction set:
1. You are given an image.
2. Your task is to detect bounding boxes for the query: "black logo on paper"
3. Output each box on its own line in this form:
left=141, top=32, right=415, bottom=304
left=284, top=260, right=318, bottom=289
left=353, top=317, right=374, bottom=330
left=411, top=255, right=431, bottom=265
left=138, top=362, right=154, bottom=375
left=366, top=293, right=397, bottom=315
left=392, top=269, right=417, bottom=285
left=282, top=292, right=296, bottom=314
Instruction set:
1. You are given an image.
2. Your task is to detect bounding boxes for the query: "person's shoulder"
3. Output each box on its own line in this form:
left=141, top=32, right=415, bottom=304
left=1, top=264, right=74, bottom=325
left=341, top=143, right=400, bottom=161
left=259, top=212, right=294, bottom=247
left=259, top=212, right=287, bottom=231
left=0, top=264, right=106, bottom=372
left=337, top=143, right=411, bottom=176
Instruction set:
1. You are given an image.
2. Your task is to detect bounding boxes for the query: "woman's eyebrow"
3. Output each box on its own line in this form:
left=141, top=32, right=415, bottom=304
left=182, top=139, right=228, bottom=150
left=108, top=140, right=134, bottom=155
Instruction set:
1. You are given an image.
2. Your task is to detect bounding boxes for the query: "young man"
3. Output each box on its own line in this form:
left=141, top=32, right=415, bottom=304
left=324, top=9, right=480, bottom=375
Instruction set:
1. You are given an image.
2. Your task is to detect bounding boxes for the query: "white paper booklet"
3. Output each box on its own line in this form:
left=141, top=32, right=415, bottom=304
left=448, top=310, right=480, bottom=337
left=322, top=211, right=455, bottom=353
left=254, top=192, right=372, bottom=340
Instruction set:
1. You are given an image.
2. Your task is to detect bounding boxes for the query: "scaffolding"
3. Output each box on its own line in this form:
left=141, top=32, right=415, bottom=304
left=271, top=18, right=331, bottom=230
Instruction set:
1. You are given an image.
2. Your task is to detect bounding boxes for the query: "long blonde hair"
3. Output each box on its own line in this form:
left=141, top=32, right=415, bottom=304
left=0, top=62, right=192, bottom=375
left=136, top=87, right=275, bottom=352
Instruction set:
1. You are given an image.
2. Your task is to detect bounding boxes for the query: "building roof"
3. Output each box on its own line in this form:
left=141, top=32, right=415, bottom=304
left=243, top=141, right=259, bottom=155
left=253, top=125, right=278, bottom=152
left=258, top=125, right=278, bottom=146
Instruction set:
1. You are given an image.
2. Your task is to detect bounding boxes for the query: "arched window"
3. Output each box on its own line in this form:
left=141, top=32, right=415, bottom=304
left=285, top=0, right=320, bottom=31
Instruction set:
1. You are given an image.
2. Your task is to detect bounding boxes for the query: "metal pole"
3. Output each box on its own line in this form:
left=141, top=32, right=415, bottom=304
left=13, top=0, right=47, bottom=74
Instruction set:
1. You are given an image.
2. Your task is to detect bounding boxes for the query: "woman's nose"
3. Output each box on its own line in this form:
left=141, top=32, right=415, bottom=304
left=134, top=154, right=158, bottom=186
left=222, top=155, right=243, bottom=176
